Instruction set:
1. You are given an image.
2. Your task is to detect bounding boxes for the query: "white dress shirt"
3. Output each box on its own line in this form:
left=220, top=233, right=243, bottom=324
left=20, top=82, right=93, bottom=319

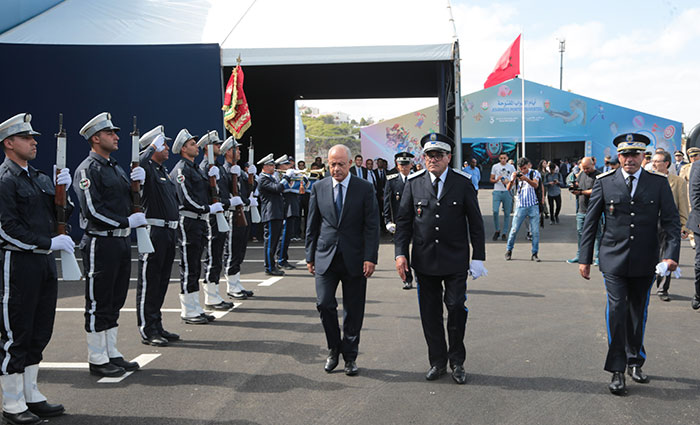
left=620, top=167, right=642, bottom=198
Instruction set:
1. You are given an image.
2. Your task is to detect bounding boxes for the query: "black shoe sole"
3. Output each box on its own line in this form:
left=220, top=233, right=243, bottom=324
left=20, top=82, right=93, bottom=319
left=141, top=339, right=168, bottom=347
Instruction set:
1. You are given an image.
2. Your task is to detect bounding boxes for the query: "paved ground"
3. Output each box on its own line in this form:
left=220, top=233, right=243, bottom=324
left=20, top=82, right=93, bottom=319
left=35, top=190, right=700, bottom=424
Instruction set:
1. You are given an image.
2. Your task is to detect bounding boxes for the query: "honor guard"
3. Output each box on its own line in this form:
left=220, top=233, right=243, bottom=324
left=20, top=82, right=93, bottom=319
left=384, top=151, right=415, bottom=289
left=136, top=126, right=181, bottom=347
left=198, top=132, right=235, bottom=311
left=170, top=129, right=222, bottom=324
left=579, top=133, right=680, bottom=395
left=276, top=155, right=303, bottom=270
left=74, top=112, right=145, bottom=377
left=257, top=153, right=291, bottom=276
left=221, top=137, right=255, bottom=299
left=394, top=133, right=487, bottom=385
left=0, top=114, right=70, bottom=422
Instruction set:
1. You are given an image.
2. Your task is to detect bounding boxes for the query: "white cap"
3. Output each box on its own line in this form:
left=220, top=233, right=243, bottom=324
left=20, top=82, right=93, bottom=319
left=139, top=125, right=171, bottom=150
left=79, top=112, right=120, bottom=140
left=220, top=136, right=239, bottom=154
left=197, top=130, right=221, bottom=148
left=274, top=154, right=290, bottom=165
left=173, top=128, right=198, bottom=154
left=257, top=153, right=275, bottom=165
left=0, top=113, right=41, bottom=141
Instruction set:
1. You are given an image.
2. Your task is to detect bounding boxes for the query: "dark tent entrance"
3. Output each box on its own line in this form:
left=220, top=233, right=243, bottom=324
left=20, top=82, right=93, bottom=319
left=516, top=141, right=585, bottom=166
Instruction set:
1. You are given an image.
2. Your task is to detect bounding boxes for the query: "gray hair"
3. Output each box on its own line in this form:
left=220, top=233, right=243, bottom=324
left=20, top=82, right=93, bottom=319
left=328, top=144, right=352, bottom=162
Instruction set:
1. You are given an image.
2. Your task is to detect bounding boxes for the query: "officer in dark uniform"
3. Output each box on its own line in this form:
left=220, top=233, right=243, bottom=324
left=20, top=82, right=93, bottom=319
left=198, top=132, right=234, bottom=311
left=276, top=155, right=302, bottom=270
left=170, top=129, right=223, bottom=324
left=394, top=133, right=487, bottom=385
left=136, top=125, right=180, bottom=347
left=383, top=151, right=415, bottom=289
left=257, top=153, right=295, bottom=276
left=579, top=133, right=680, bottom=396
left=74, top=112, right=145, bottom=377
left=221, top=137, right=255, bottom=299
left=0, top=113, right=70, bottom=423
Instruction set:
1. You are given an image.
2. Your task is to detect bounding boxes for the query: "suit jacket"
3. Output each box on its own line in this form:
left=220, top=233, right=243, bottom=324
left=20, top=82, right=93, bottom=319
left=668, top=173, right=689, bottom=232
left=686, top=161, right=700, bottom=233
left=394, top=169, right=486, bottom=275
left=580, top=168, right=680, bottom=276
left=350, top=165, right=367, bottom=180
left=257, top=172, right=285, bottom=222
left=305, top=174, right=379, bottom=276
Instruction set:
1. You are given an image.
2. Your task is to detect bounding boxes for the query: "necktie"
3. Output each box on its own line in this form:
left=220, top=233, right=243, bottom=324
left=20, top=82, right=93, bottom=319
left=627, top=175, right=634, bottom=195
left=433, top=177, right=440, bottom=197
left=335, top=183, right=343, bottom=222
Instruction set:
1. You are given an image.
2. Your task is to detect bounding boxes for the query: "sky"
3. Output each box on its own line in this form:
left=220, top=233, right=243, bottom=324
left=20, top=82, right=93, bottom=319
left=304, top=0, right=700, bottom=133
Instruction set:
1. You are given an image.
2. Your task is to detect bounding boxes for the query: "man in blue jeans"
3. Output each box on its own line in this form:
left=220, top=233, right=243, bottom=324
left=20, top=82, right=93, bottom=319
left=505, top=157, right=541, bottom=261
left=490, top=153, right=515, bottom=241
left=567, top=157, right=601, bottom=265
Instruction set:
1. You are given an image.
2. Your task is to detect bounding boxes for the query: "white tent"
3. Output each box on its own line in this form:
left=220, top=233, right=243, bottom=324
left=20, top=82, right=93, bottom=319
left=0, top=0, right=456, bottom=66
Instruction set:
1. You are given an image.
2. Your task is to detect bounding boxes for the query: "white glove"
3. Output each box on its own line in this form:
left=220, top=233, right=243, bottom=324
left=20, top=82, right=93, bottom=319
left=50, top=234, right=75, bottom=254
left=128, top=212, right=147, bottom=228
left=230, top=165, right=241, bottom=175
left=55, top=167, right=72, bottom=186
left=248, top=164, right=257, bottom=175
left=130, top=166, right=146, bottom=183
left=673, top=267, right=682, bottom=279
left=469, top=260, right=488, bottom=280
left=248, top=197, right=258, bottom=207
left=655, top=262, right=669, bottom=276
left=152, top=134, right=166, bottom=152
left=386, top=222, right=396, bottom=234
left=284, top=169, right=295, bottom=178
left=229, top=196, right=244, bottom=207
left=208, top=166, right=220, bottom=180
left=209, top=202, right=224, bottom=214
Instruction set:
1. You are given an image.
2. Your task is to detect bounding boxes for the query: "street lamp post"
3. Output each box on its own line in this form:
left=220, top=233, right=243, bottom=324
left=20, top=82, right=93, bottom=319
left=558, top=38, right=566, bottom=90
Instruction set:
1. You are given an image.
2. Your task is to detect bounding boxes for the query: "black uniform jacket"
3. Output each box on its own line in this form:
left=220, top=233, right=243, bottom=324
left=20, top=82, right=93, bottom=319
left=257, top=172, right=285, bottom=222
left=170, top=158, right=211, bottom=214
left=383, top=173, right=407, bottom=225
left=394, top=169, right=486, bottom=276
left=580, top=168, right=680, bottom=276
left=686, top=161, right=700, bottom=233
left=223, top=161, right=252, bottom=209
left=0, top=158, right=72, bottom=250
left=139, top=146, right=179, bottom=221
left=199, top=157, right=232, bottom=210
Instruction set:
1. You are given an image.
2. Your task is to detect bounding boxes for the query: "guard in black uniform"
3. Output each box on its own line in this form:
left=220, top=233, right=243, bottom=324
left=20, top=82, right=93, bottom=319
left=0, top=113, right=70, bottom=423
left=170, top=129, right=223, bottom=324
left=276, top=155, right=302, bottom=270
left=221, top=137, right=255, bottom=299
left=579, top=133, right=680, bottom=396
left=383, top=151, right=414, bottom=289
left=394, top=133, right=487, bottom=385
left=74, top=112, right=145, bottom=377
left=136, top=126, right=180, bottom=347
left=198, top=132, right=234, bottom=311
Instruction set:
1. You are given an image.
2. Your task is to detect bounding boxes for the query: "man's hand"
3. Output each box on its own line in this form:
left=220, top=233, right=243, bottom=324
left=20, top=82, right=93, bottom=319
left=662, top=258, right=678, bottom=272
left=363, top=261, right=376, bottom=278
left=395, top=256, right=409, bottom=281
left=682, top=230, right=689, bottom=239
left=307, top=261, right=315, bottom=275
left=579, top=264, right=591, bottom=280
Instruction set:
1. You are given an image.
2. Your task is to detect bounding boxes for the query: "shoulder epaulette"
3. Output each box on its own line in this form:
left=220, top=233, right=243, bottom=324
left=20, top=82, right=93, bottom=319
left=453, top=169, right=472, bottom=179
left=407, top=169, right=426, bottom=180
left=386, top=173, right=399, bottom=180
left=681, top=163, right=691, bottom=171
left=647, top=169, right=668, bottom=178
left=596, top=169, right=616, bottom=179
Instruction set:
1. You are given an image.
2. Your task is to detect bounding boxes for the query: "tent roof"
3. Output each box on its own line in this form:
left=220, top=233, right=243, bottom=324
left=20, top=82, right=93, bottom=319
left=0, top=0, right=456, bottom=66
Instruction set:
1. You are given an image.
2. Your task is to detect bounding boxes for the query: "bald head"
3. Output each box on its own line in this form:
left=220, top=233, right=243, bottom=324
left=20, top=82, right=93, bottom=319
left=581, top=157, right=595, bottom=175
left=328, top=144, right=352, bottom=162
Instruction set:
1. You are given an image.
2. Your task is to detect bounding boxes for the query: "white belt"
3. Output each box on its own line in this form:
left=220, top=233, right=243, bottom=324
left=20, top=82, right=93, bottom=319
left=1, top=245, right=52, bottom=255
left=146, top=218, right=179, bottom=229
left=179, top=211, right=209, bottom=221
left=87, top=228, right=131, bottom=238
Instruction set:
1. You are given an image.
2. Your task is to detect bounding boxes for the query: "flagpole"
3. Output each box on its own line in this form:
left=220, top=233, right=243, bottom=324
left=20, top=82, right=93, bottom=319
left=521, top=29, right=526, bottom=159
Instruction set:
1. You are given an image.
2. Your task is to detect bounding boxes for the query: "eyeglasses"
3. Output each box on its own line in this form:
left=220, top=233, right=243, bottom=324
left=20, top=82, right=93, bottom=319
left=425, top=152, right=446, bottom=160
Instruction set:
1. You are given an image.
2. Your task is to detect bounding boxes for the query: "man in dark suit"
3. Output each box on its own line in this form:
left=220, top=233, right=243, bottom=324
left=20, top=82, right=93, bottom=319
left=305, top=144, right=379, bottom=376
left=384, top=151, right=415, bottom=289
left=395, top=133, right=487, bottom=385
left=685, top=156, right=700, bottom=310
left=349, top=154, right=366, bottom=179
left=579, top=133, right=680, bottom=396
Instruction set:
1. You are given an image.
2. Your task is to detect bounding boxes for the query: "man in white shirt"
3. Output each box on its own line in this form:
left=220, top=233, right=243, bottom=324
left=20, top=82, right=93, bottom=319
left=489, top=153, right=515, bottom=241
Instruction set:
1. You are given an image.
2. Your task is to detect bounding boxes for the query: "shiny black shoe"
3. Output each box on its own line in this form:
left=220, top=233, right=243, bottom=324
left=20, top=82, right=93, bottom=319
left=26, top=400, right=65, bottom=418
left=402, top=281, right=413, bottom=290
left=657, top=291, right=670, bottom=302
left=182, top=315, right=208, bottom=325
left=627, top=366, right=650, bottom=383
left=89, top=362, right=125, bottom=377
left=110, top=356, right=139, bottom=372
left=505, top=250, right=512, bottom=261
left=608, top=372, right=627, bottom=395
left=279, top=261, right=297, bottom=270
left=501, top=234, right=507, bottom=241
left=324, top=348, right=339, bottom=373
left=242, top=289, right=254, bottom=297
left=531, top=253, right=541, bottom=262
left=205, top=301, right=233, bottom=311
left=227, top=291, right=248, bottom=300
left=344, top=360, right=359, bottom=376
left=265, top=268, right=285, bottom=276
left=200, top=312, right=216, bottom=322
left=141, top=335, right=169, bottom=347
left=492, top=231, right=500, bottom=241
left=2, top=410, right=42, bottom=424
left=425, top=365, right=447, bottom=381
left=160, top=329, right=180, bottom=341
left=692, top=296, right=700, bottom=310
left=451, top=365, right=466, bottom=384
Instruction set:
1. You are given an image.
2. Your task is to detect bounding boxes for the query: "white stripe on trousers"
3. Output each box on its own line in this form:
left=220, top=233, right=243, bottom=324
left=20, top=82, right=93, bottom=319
left=205, top=219, right=214, bottom=283
left=178, top=216, right=190, bottom=294
left=87, top=237, right=97, bottom=332
left=138, top=245, right=150, bottom=339
left=225, top=214, right=234, bottom=273
left=1, top=251, right=14, bottom=374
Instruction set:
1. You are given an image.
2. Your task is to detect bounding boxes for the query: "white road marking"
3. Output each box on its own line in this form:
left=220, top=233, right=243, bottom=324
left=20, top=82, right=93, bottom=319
left=57, top=305, right=241, bottom=314
left=258, top=276, right=283, bottom=287
left=59, top=277, right=268, bottom=283
left=98, top=354, right=161, bottom=384
left=39, top=362, right=88, bottom=369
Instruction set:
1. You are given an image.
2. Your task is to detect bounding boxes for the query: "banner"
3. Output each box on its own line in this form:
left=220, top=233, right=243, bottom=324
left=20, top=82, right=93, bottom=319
left=222, top=65, right=252, bottom=138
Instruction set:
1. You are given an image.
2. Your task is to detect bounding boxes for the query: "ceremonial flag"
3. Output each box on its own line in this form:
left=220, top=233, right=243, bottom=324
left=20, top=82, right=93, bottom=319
left=483, top=34, right=521, bottom=89
left=222, top=64, right=252, bottom=138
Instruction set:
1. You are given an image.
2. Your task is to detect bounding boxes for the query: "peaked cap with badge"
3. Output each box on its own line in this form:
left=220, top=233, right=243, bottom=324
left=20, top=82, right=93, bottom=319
left=80, top=112, right=120, bottom=140
left=173, top=129, right=198, bottom=154
left=420, top=132, right=454, bottom=153
left=612, top=133, right=650, bottom=153
left=139, top=125, right=171, bottom=150
left=257, top=153, right=275, bottom=166
left=0, top=113, right=41, bottom=141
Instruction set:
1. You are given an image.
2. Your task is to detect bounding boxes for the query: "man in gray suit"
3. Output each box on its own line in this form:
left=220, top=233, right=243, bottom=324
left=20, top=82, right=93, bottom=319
left=305, top=144, right=379, bottom=376
left=686, top=157, right=700, bottom=310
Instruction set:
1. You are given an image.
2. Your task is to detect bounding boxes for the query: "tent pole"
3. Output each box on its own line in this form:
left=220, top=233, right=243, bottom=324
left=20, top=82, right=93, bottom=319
left=521, top=30, right=526, bottom=159
left=453, top=41, right=462, bottom=170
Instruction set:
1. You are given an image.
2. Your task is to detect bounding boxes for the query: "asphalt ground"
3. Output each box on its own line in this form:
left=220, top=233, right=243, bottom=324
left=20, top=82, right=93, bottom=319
left=32, top=189, right=700, bottom=425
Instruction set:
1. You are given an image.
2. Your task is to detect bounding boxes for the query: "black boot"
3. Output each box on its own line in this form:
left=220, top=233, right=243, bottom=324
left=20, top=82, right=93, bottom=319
left=2, top=410, right=42, bottom=424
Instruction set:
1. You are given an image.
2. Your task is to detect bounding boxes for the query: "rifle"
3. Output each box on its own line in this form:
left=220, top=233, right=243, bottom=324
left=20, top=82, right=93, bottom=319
left=206, top=133, right=230, bottom=232
left=229, top=138, right=247, bottom=227
left=54, top=113, right=82, bottom=280
left=130, top=116, right=154, bottom=253
left=248, top=136, right=255, bottom=186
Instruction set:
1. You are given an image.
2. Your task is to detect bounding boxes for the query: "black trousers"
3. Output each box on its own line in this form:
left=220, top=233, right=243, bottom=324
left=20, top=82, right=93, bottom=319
left=137, top=226, right=177, bottom=338
left=81, top=235, right=131, bottom=332
left=315, top=251, right=367, bottom=361
left=693, top=232, right=700, bottom=298
left=203, top=216, right=227, bottom=284
left=224, top=211, right=250, bottom=276
left=602, top=273, right=654, bottom=372
left=263, top=219, right=282, bottom=272
left=415, top=270, right=469, bottom=368
left=299, top=193, right=310, bottom=238
left=547, top=194, right=562, bottom=220
left=655, top=228, right=671, bottom=292
left=277, top=216, right=298, bottom=265
left=0, top=251, right=57, bottom=374
left=178, top=216, right=207, bottom=293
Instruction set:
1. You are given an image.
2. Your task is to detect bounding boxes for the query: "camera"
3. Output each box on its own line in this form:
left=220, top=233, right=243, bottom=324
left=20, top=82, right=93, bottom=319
left=567, top=181, right=579, bottom=192
left=516, top=171, right=523, bottom=178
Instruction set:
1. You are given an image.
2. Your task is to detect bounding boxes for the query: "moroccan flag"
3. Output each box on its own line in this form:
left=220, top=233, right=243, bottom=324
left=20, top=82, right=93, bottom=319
left=484, top=34, right=521, bottom=89
left=222, top=65, right=252, bottom=138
